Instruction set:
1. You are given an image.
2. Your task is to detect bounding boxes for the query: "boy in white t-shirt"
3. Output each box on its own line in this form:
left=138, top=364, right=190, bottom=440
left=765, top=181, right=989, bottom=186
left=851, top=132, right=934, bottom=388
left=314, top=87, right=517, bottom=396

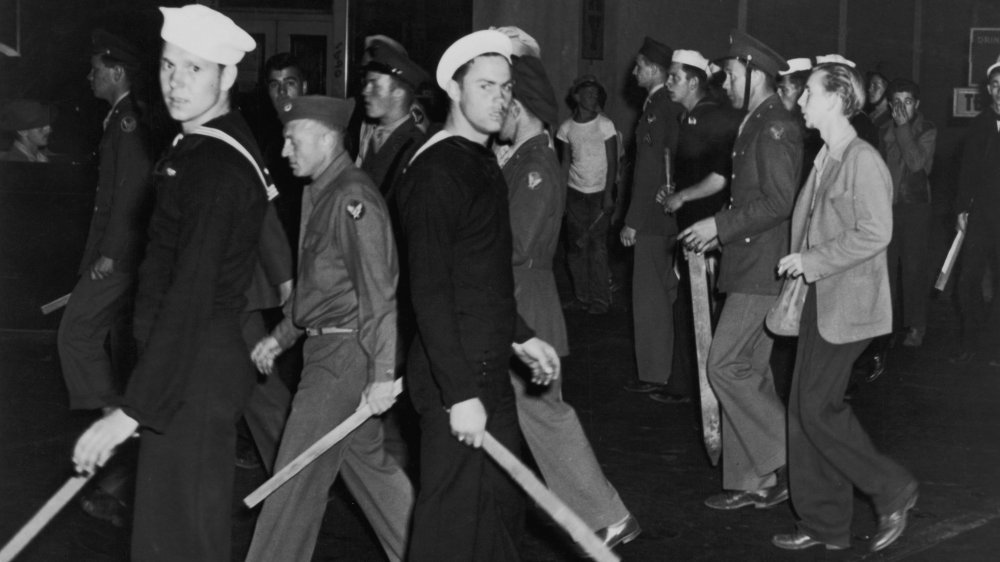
left=556, top=75, right=619, bottom=314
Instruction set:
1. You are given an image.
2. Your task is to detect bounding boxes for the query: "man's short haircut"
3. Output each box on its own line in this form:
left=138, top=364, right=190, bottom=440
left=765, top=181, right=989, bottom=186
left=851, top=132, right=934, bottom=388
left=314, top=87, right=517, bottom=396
left=815, top=62, right=866, bottom=117
left=450, top=52, right=508, bottom=85
left=679, top=64, right=709, bottom=92
left=887, top=78, right=920, bottom=101
left=264, top=52, right=304, bottom=78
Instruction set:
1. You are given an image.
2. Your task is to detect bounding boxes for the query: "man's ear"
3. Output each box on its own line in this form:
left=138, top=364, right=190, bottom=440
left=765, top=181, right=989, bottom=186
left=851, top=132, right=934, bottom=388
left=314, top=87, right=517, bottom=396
left=111, top=65, right=125, bottom=84
left=220, top=64, right=239, bottom=93
left=445, top=78, right=462, bottom=103
left=913, top=99, right=921, bottom=112
left=302, top=80, right=309, bottom=95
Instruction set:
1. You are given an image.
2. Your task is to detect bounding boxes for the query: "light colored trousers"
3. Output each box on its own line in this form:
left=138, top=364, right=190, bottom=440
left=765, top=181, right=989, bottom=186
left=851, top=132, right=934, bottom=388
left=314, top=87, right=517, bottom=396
left=707, top=293, right=786, bottom=491
left=511, top=369, right=630, bottom=530
left=245, top=334, right=414, bottom=562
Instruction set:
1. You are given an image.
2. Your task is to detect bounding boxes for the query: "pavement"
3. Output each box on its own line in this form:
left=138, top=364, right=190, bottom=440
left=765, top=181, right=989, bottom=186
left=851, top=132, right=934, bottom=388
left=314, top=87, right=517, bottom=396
left=2, top=289, right=1000, bottom=561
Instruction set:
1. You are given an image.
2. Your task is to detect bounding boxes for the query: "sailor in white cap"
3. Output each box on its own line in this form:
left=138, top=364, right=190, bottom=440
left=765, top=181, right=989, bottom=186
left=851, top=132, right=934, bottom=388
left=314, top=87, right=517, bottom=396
left=653, top=48, right=741, bottom=406
left=73, top=5, right=271, bottom=560
left=396, top=30, right=561, bottom=561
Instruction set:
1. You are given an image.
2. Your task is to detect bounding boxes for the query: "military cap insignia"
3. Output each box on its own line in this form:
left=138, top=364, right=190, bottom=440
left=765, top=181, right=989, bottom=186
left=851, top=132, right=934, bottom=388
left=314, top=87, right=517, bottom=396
left=687, top=116, right=698, bottom=125
left=121, top=116, right=137, bottom=133
left=527, top=171, right=542, bottom=190
left=769, top=124, right=785, bottom=140
left=347, top=201, right=365, bottom=220
left=646, top=113, right=657, bottom=124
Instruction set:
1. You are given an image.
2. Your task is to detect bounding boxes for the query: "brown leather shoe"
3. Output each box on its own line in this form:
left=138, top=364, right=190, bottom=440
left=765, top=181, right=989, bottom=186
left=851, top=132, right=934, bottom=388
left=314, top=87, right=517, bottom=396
left=871, top=485, right=919, bottom=552
left=772, top=531, right=847, bottom=551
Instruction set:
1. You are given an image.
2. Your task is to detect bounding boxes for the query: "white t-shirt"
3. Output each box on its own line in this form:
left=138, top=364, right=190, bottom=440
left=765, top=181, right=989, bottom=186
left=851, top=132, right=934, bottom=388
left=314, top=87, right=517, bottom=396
left=556, top=114, right=618, bottom=194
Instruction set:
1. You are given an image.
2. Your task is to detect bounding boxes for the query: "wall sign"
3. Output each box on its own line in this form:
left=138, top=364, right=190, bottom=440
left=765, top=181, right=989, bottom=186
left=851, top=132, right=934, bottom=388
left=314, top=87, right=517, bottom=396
left=969, top=28, right=1000, bottom=86
left=953, top=87, right=983, bottom=118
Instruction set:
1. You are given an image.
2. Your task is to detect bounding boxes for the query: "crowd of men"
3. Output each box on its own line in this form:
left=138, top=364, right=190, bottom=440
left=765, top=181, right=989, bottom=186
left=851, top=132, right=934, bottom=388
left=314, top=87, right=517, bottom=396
left=2, top=1, right=999, bottom=559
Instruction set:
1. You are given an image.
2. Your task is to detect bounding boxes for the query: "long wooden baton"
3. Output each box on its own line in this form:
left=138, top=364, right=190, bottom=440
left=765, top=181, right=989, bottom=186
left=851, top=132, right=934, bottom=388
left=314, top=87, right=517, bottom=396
left=0, top=428, right=137, bottom=562
left=934, top=230, right=965, bottom=291
left=0, top=473, right=93, bottom=562
left=686, top=249, right=721, bottom=466
left=482, top=433, right=620, bottom=562
left=40, top=293, right=71, bottom=315
left=244, top=378, right=404, bottom=508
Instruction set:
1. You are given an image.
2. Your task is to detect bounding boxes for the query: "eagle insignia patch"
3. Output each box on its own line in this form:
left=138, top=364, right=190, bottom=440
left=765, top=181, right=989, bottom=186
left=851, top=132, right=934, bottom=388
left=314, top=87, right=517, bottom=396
left=646, top=113, right=657, bottom=124
left=347, top=201, right=365, bottom=220
left=527, top=172, right=542, bottom=190
left=769, top=124, right=785, bottom=140
left=121, top=116, right=136, bottom=133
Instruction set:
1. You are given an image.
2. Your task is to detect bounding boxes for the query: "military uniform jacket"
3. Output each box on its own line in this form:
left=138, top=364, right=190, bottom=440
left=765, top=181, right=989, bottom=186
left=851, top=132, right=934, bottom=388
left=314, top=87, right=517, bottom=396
left=625, top=86, right=681, bottom=237
left=271, top=151, right=398, bottom=385
left=360, top=115, right=427, bottom=202
left=80, top=94, right=153, bottom=274
left=397, top=134, right=534, bottom=411
left=502, top=133, right=569, bottom=357
left=125, top=112, right=266, bottom=432
left=715, top=93, right=802, bottom=296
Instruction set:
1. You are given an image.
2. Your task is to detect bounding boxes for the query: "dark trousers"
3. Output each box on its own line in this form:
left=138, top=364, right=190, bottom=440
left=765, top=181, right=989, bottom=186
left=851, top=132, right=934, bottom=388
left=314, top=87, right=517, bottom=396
left=565, top=189, right=611, bottom=307
left=957, top=216, right=1000, bottom=353
left=789, top=290, right=915, bottom=546
left=240, top=310, right=292, bottom=472
left=408, top=370, right=524, bottom=562
left=632, top=234, right=678, bottom=384
left=57, top=271, right=134, bottom=409
left=887, top=203, right=932, bottom=330
left=132, top=319, right=256, bottom=562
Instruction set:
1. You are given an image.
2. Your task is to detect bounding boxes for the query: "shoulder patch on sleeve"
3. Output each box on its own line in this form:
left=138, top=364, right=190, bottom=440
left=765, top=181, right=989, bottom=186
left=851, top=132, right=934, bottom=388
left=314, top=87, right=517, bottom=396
left=527, top=171, right=542, bottom=190
left=347, top=200, right=365, bottom=220
left=121, top=116, right=137, bottom=133
left=769, top=124, right=785, bottom=140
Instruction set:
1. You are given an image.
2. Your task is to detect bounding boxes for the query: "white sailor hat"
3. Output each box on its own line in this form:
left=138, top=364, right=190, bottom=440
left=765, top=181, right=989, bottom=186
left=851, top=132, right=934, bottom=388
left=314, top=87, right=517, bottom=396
left=159, top=4, right=256, bottom=66
left=435, top=29, right=512, bottom=90
left=986, top=55, right=1000, bottom=78
left=491, top=26, right=541, bottom=58
left=782, top=54, right=856, bottom=76
left=672, top=49, right=711, bottom=74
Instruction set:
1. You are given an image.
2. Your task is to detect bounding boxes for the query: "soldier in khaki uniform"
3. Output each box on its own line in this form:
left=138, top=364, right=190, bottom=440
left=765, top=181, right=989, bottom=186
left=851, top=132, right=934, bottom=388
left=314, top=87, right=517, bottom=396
left=245, top=96, right=414, bottom=562
left=680, top=30, right=802, bottom=512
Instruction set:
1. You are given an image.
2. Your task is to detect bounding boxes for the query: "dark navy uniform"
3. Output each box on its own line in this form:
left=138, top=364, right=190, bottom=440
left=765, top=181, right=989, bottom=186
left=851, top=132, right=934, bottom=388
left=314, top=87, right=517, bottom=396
left=398, top=133, right=534, bottom=562
left=624, top=85, right=682, bottom=385
left=124, top=111, right=266, bottom=561
left=58, top=93, right=153, bottom=409
left=668, top=97, right=740, bottom=397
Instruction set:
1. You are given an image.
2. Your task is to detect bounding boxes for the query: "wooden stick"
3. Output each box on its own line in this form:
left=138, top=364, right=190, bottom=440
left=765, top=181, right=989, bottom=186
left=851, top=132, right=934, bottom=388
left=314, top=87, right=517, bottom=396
left=686, top=250, right=721, bottom=466
left=0, top=473, right=93, bottom=562
left=934, top=230, right=965, bottom=291
left=243, top=378, right=404, bottom=508
left=40, top=293, right=71, bottom=315
left=482, top=433, right=620, bottom=562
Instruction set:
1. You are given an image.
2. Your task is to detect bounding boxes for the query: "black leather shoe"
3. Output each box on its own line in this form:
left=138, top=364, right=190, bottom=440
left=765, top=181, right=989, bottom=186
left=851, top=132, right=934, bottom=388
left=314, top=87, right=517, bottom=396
left=871, top=485, right=918, bottom=552
left=772, top=531, right=847, bottom=551
left=623, top=381, right=665, bottom=393
left=705, top=466, right=787, bottom=510
left=649, top=391, right=691, bottom=404
left=866, top=353, right=886, bottom=382
left=597, top=514, right=641, bottom=549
